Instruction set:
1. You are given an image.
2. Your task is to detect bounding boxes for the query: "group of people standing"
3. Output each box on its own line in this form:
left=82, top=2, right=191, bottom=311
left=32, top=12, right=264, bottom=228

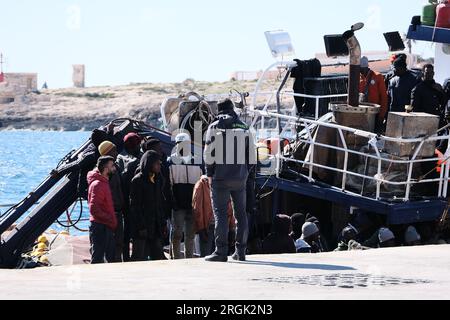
left=84, top=56, right=450, bottom=264
left=359, top=54, right=449, bottom=131
left=86, top=99, right=254, bottom=264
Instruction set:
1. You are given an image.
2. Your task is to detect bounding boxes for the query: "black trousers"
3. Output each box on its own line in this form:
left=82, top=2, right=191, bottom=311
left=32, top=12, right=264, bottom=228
left=131, top=237, right=166, bottom=261
left=123, top=215, right=132, bottom=262
left=114, top=212, right=124, bottom=262
left=90, top=222, right=115, bottom=264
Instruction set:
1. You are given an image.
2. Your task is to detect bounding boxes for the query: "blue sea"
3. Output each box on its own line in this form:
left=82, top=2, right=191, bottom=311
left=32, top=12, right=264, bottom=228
left=0, top=131, right=91, bottom=234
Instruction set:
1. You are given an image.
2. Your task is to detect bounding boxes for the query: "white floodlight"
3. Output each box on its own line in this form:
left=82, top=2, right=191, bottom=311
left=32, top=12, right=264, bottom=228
left=264, top=30, right=295, bottom=59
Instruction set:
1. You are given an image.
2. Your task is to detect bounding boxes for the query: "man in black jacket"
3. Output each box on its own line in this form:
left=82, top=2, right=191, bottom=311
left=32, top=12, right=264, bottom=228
left=129, top=151, right=167, bottom=261
left=388, top=57, right=420, bottom=113
left=117, top=132, right=143, bottom=262
left=411, top=64, right=448, bottom=122
left=204, top=99, right=256, bottom=262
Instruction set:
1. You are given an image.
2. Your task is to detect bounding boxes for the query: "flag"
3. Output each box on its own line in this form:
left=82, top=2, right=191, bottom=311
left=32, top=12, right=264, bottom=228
left=0, top=72, right=4, bottom=82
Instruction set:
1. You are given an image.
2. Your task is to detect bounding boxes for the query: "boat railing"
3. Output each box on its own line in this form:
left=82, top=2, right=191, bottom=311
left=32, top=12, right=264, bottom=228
left=246, top=61, right=450, bottom=202
left=249, top=107, right=450, bottom=202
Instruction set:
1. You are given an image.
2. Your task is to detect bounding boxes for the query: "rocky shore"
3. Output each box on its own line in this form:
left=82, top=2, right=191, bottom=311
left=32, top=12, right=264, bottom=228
left=0, top=79, right=262, bottom=131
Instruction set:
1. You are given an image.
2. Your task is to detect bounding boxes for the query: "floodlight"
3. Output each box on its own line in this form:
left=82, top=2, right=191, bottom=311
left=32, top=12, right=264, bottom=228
left=264, top=30, right=295, bottom=58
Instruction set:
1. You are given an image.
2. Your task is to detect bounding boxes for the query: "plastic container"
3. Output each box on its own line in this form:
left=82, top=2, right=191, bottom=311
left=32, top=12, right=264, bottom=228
left=302, top=76, right=348, bottom=117
left=436, top=1, right=450, bottom=29
left=422, top=0, right=438, bottom=26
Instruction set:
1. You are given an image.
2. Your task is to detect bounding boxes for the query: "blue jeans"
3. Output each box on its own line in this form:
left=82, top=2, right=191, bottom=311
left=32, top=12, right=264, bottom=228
left=211, top=180, right=248, bottom=257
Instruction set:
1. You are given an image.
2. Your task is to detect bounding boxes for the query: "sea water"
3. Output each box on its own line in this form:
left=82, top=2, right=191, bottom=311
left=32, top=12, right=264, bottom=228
left=0, top=131, right=91, bottom=234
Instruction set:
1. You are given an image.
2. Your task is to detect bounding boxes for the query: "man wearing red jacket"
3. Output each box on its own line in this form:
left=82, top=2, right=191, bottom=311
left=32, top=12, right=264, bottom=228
left=359, top=56, right=388, bottom=128
left=87, top=156, right=118, bottom=264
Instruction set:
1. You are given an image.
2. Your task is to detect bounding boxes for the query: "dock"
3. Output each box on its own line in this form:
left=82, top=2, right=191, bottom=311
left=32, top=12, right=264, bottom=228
left=1, top=245, right=449, bottom=300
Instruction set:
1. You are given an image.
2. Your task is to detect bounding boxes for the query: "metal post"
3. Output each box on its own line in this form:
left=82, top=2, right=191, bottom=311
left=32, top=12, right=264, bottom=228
left=315, top=98, right=320, bottom=121
left=370, top=140, right=383, bottom=200
left=337, top=128, right=349, bottom=190
left=405, top=141, right=425, bottom=201
left=275, top=69, right=292, bottom=178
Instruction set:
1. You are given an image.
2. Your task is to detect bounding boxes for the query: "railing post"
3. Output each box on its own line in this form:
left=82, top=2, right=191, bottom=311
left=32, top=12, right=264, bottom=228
left=370, top=140, right=383, bottom=200
left=337, top=128, right=349, bottom=191
left=405, top=141, right=425, bottom=201
left=315, top=98, right=320, bottom=121
left=302, top=119, right=315, bottom=182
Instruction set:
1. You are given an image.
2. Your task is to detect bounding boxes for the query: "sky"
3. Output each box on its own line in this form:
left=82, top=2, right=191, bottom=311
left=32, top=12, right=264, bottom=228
left=0, top=0, right=436, bottom=88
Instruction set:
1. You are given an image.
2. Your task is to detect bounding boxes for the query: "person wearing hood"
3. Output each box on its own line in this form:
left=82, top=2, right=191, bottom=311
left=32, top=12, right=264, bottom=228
left=168, top=133, right=203, bottom=259
left=117, top=133, right=143, bottom=175
left=305, top=216, right=329, bottom=252
left=203, top=99, right=256, bottom=262
left=98, top=141, right=125, bottom=262
left=262, top=215, right=297, bottom=254
left=143, top=138, right=173, bottom=229
left=378, top=228, right=396, bottom=248
left=129, top=150, right=167, bottom=261
left=335, top=224, right=359, bottom=252
left=411, top=64, right=448, bottom=122
left=87, top=156, right=118, bottom=264
left=404, top=226, right=422, bottom=247
left=117, top=132, right=143, bottom=262
left=301, top=222, right=324, bottom=253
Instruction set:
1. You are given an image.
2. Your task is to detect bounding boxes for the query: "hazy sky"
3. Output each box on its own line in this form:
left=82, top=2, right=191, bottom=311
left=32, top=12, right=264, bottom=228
left=0, top=0, right=435, bottom=88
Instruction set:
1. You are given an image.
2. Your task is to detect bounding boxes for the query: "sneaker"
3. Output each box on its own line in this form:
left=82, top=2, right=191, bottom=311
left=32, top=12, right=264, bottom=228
left=205, top=253, right=228, bottom=262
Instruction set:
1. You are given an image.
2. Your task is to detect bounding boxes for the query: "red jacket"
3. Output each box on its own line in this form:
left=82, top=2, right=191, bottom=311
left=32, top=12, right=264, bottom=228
left=359, top=70, right=388, bottom=120
left=87, top=169, right=117, bottom=231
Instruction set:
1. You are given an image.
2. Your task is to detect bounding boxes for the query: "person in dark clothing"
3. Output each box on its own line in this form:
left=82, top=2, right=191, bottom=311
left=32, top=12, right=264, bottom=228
left=411, top=64, right=448, bottom=121
left=384, top=53, right=408, bottom=89
left=98, top=141, right=125, bottom=263
left=378, top=228, right=396, bottom=248
left=204, top=99, right=256, bottom=262
left=262, top=215, right=296, bottom=255
left=335, top=224, right=359, bottom=251
left=305, top=216, right=329, bottom=252
left=129, top=151, right=167, bottom=261
left=388, top=58, right=420, bottom=113
left=118, top=133, right=143, bottom=174
left=290, top=213, right=306, bottom=241
left=301, top=222, right=324, bottom=253
left=87, top=156, right=118, bottom=264
left=246, top=165, right=260, bottom=255
left=143, top=138, right=172, bottom=255
left=143, top=138, right=173, bottom=224
left=444, top=78, right=450, bottom=104
left=117, top=132, right=143, bottom=262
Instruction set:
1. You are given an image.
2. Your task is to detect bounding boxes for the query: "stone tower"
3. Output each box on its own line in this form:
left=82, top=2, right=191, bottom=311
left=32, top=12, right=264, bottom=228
left=72, top=64, right=85, bottom=88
